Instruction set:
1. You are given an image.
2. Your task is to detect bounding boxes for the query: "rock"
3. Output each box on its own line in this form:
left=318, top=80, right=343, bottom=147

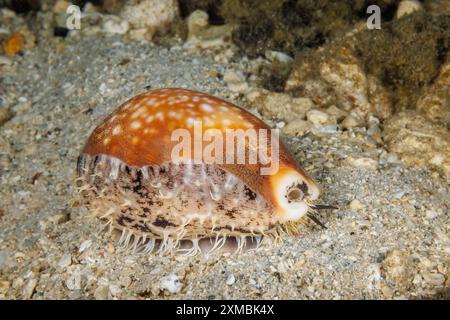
left=65, top=269, right=81, bottom=290
left=223, top=70, right=248, bottom=93
left=265, top=51, right=294, bottom=64
left=101, top=0, right=125, bottom=14
left=0, top=280, right=10, bottom=294
left=286, top=45, right=393, bottom=120
left=367, top=125, right=382, bottom=142
left=0, top=108, right=13, bottom=126
left=246, top=89, right=314, bottom=121
left=349, top=199, right=364, bottom=211
left=367, top=75, right=393, bottom=120
left=396, top=0, right=423, bottom=19
left=306, top=109, right=332, bottom=126
left=160, top=274, right=183, bottom=294
left=341, top=113, right=364, bottom=129
left=421, top=272, right=445, bottom=286
left=380, top=283, right=394, bottom=298
left=94, top=285, right=110, bottom=300
left=48, top=211, right=70, bottom=224
left=57, top=254, right=72, bottom=269
left=226, top=274, right=235, bottom=285
left=79, top=239, right=92, bottom=253
left=121, top=0, right=178, bottom=40
left=366, top=115, right=380, bottom=128
left=425, top=210, right=439, bottom=219
left=109, top=284, right=121, bottom=297
left=416, top=62, right=450, bottom=126
left=0, top=8, right=15, bottom=20
left=52, top=0, right=71, bottom=14
left=186, top=10, right=233, bottom=50
left=319, top=58, right=370, bottom=113
left=128, top=28, right=151, bottom=41
left=2, top=32, right=23, bottom=57
left=106, top=243, right=115, bottom=254
left=346, top=157, right=378, bottom=170
left=83, top=2, right=101, bottom=14
left=325, top=105, right=347, bottom=122
left=22, top=279, right=37, bottom=299
left=0, top=55, right=12, bottom=66
left=383, top=110, right=450, bottom=180
left=381, top=250, right=414, bottom=290
left=12, top=277, right=24, bottom=290
left=282, top=119, right=312, bottom=136
left=103, top=19, right=129, bottom=35
left=310, top=124, right=339, bottom=135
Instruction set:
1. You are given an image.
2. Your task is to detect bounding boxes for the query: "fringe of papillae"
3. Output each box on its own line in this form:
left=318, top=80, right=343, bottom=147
left=73, top=194, right=317, bottom=257
left=73, top=191, right=317, bottom=257
left=107, top=220, right=266, bottom=256
left=73, top=154, right=321, bottom=256
left=73, top=186, right=270, bottom=256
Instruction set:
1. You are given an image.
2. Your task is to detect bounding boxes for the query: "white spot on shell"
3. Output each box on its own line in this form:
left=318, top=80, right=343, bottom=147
left=103, top=138, right=111, bottom=145
left=130, top=121, right=142, bottom=129
left=112, top=125, right=122, bottom=135
left=155, top=112, right=164, bottom=120
left=186, top=118, right=195, bottom=126
left=200, top=103, right=213, bottom=112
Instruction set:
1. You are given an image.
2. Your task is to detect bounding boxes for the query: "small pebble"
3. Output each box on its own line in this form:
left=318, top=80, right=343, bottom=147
left=0, top=56, right=12, bottom=66
left=223, top=70, right=248, bottom=93
left=160, top=274, right=183, bottom=294
left=0, top=280, right=10, bottom=294
left=347, top=157, right=378, bottom=170
left=264, top=50, right=293, bottom=63
left=226, top=274, right=235, bottom=285
left=94, top=285, right=110, bottom=300
left=22, top=278, right=37, bottom=299
left=65, top=272, right=81, bottom=290
left=79, top=240, right=92, bottom=253
left=57, top=254, right=72, bottom=269
left=103, top=19, right=129, bottom=35
left=282, top=119, right=311, bottom=136
left=106, top=243, right=115, bottom=254
left=0, top=108, right=13, bottom=126
left=393, top=191, right=406, bottom=199
left=341, top=114, right=364, bottom=129
left=425, top=210, right=439, bottom=219
left=422, top=272, right=445, bottom=286
left=306, top=109, right=330, bottom=126
left=396, top=0, right=422, bottom=19
left=49, top=211, right=70, bottom=224
left=349, top=199, right=364, bottom=211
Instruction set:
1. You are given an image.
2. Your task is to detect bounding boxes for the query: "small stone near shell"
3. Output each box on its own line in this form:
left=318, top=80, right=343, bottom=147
left=160, top=274, right=183, bottom=294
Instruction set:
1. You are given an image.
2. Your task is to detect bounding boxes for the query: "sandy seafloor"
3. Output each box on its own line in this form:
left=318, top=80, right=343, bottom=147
left=0, top=35, right=448, bottom=300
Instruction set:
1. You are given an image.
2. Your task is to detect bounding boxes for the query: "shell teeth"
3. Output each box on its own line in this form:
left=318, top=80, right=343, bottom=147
left=150, top=181, right=161, bottom=188
left=99, top=207, right=115, bottom=219
left=158, top=190, right=174, bottom=199
left=209, top=189, right=221, bottom=201
left=121, top=199, right=132, bottom=207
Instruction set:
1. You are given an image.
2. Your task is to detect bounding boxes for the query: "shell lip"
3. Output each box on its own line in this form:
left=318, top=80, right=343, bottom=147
left=270, top=166, right=320, bottom=222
